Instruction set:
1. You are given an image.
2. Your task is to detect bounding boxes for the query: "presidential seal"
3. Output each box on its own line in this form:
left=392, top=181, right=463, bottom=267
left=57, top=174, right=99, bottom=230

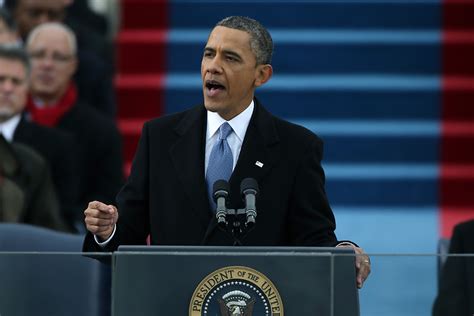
left=189, top=266, right=283, bottom=316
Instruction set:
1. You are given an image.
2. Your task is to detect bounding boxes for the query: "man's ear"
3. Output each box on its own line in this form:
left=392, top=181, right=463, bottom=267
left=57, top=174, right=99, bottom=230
left=69, top=56, right=78, bottom=76
left=10, top=30, right=20, bottom=43
left=254, top=64, right=273, bottom=87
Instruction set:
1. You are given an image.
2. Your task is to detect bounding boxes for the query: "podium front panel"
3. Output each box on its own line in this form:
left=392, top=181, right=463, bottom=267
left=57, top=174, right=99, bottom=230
left=112, top=247, right=359, bottom=316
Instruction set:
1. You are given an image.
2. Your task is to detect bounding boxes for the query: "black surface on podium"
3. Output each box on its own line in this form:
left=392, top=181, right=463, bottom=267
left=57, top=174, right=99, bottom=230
left=113, top=246, right=359, bottom=316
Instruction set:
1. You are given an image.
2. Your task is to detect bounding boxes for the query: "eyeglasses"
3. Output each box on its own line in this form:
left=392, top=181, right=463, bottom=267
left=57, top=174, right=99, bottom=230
left=0, top=75, right=27, bottom=88
left=29, top=51, right=73, bottom=64
left=26, top=8, right=65, bottom=21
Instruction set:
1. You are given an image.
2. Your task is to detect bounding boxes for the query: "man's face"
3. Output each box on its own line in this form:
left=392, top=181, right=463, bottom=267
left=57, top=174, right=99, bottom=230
left=27, top=27, right=76, bottom=103
left=0, top=58, right=28, bottom=122
left=201, top=26, right=270, bottom=120
left=14, top=0, right=66, bottom=39
left=0, top=19, right=17, bottom=44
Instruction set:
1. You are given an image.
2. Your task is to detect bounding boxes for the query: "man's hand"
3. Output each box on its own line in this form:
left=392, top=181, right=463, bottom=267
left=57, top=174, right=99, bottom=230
left=337, top=243, right=371, bottom=289
left=84, top=201, right=118, bottom=241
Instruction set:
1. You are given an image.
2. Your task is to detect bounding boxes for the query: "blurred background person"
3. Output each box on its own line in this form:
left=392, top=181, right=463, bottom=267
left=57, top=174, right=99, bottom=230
left=0, top=45, right=69, bottom=231
left=25, top=22, right=124, bottom=217
left=0, top=135, right=69, bottom=231
left=0, top=45, right=79, bottom=231
left=0, top=7, right=19, bottom=45
left=5, top=0, right=116, bottom=116
left=433, top=219, right=474, bottom=315
left=65, top=0, right=108, bottom=39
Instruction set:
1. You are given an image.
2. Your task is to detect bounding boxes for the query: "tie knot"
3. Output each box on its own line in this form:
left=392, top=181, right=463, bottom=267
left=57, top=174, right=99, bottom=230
left=218, top=122, right=233, bottom=140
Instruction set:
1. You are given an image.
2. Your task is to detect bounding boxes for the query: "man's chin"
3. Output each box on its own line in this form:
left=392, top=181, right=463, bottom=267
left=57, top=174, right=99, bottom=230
left=203, top=101, right=223, bottom=113
left=0, top=110, right=15, bottom=122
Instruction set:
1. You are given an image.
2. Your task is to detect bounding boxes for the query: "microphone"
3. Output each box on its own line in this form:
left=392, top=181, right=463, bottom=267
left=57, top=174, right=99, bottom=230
left=213, top=180, right=230, bottom=227
left=240, top=178, right=258, bottom=227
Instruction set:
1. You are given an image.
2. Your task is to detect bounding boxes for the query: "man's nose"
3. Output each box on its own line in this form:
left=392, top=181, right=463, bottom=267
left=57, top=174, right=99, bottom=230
left=206, top=57, right=223, bottom=74
left=39, top=55, right=54, bottom=68
left=0, top=79, right=14, bottom=92
left=36, top=13, right=52, bottom=24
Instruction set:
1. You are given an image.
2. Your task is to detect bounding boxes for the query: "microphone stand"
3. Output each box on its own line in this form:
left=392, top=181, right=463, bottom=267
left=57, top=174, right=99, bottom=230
left=213, top=178, right=258, bottom=246
left=218, top=207, right=254, bottom=246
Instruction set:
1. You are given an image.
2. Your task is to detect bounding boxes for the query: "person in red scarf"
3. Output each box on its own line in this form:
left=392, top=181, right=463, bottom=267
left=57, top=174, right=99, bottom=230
left=0, top=44, right=69, bottom=231
left=0, top=45, right=78, bottom=231
left=5, top=0, right=116, bottom=116
left=25, top=22, right=124, bottom=218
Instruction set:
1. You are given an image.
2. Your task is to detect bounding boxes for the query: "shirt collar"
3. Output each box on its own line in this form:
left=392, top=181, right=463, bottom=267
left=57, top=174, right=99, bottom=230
left=207, top=100, right=254, bottom=142
left=0, top=114, right=21, bottom=142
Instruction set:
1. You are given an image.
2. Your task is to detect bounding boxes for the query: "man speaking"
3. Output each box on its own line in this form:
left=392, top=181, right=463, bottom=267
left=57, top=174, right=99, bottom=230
left=83, top=16, right=370, bottom=288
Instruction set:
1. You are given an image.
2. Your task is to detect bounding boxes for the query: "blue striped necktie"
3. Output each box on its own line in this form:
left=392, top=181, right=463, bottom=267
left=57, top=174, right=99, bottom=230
left=206, top=122, right=233, bottom=209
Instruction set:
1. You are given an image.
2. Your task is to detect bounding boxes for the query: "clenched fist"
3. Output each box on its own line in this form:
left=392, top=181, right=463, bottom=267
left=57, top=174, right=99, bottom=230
left=84, top=201, right=118, bottom=241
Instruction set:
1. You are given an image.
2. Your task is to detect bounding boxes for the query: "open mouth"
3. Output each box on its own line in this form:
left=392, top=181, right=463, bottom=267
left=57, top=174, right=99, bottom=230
left=205, top=80, right=226, bottom=93
left=38, top=73, right=54, bottom=82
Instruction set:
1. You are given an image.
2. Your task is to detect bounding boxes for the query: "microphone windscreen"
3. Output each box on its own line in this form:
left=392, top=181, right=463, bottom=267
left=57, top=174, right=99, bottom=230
left=213, top=179, right=230, bottom=197
left=240, top=178, right=259, bottom=194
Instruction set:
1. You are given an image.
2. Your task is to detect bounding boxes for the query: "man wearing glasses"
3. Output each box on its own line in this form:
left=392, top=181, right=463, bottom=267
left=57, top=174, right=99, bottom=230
left=25, top=22, right=124, bottom=228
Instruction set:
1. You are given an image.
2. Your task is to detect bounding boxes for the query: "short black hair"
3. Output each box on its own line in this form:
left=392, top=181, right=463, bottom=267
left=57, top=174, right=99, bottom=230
left=0, top=7, right=16, bottom=32
left=216, top=16, right=273, bottom=65
left=3, top=0, right=17, bottom=11
left=0, top=45, right=30, bottom=75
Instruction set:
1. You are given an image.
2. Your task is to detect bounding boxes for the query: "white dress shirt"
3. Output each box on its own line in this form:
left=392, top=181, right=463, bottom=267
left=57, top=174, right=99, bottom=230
left=205, top=100, right=254, bottom=174
left=0, top=114, right=21, bottom=142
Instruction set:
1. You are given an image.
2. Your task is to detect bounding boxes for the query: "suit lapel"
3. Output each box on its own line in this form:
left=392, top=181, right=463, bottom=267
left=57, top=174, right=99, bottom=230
left=12, top=117, right=30, bottom=143
left=169, top=106, right=212, bottom=229
left=230, top=104, right=280, bottom=187
left=202, top=100, right=281, bottom=243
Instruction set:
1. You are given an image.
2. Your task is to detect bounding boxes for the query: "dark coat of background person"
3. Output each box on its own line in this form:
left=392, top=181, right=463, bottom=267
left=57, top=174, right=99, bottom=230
left=433, top=219, right=474, bottom=316
left=56, top=102, right=123, bottom=209
left=84, top=100, right=337, bottom=252
left=13, top=116, right=80, bottom=229
left=0, top=135, right=70, bottom=232
left=65, top=0, right=108, bottom=38
left=73, top=50, right=116, bottom=117
left=65, top=3, right=116, bottom=117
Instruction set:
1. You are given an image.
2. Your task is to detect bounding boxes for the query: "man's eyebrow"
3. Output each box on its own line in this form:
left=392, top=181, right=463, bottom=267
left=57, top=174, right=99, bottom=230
left=222, top=49, right=242, bottom=60
left=203, top=47, right=242, bottom=60
left=29, top=48, right=45, bottom=54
